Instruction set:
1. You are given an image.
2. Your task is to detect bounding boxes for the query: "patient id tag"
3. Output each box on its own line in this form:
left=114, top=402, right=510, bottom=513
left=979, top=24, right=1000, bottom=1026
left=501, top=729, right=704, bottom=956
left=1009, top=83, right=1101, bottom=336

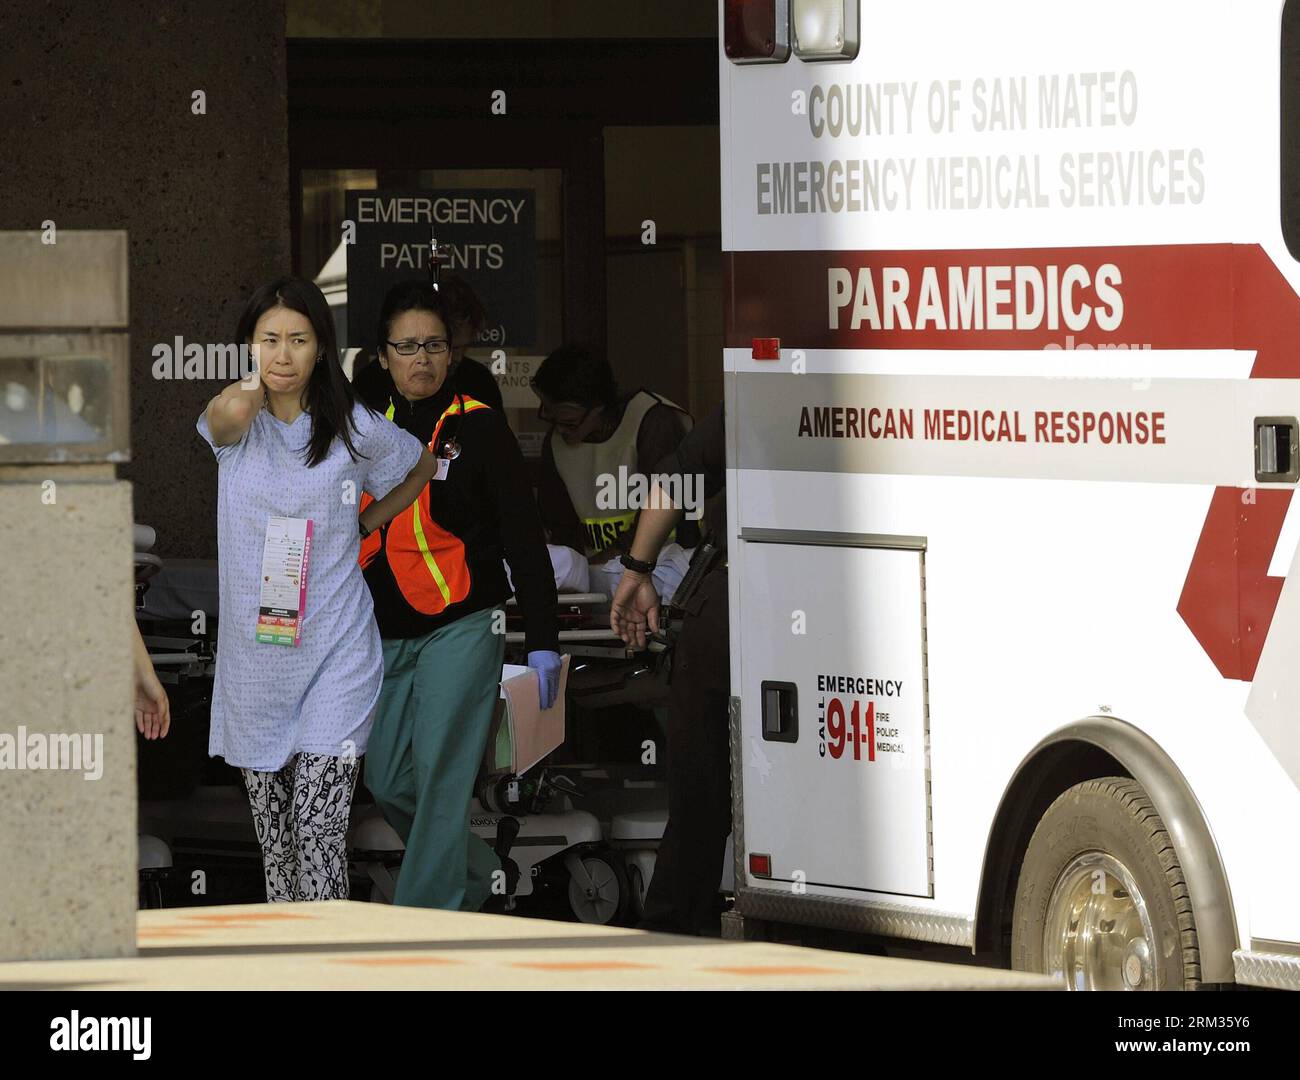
left=256, top=516, right=313, bottom=646
left=432, top=456, right=451, bottom=482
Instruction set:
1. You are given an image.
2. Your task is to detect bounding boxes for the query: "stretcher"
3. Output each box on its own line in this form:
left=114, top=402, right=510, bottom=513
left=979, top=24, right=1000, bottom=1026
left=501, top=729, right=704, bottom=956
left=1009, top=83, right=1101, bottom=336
left=504, top=591, right=665, bottom=651
left=502, top=590, right=671, bottom=712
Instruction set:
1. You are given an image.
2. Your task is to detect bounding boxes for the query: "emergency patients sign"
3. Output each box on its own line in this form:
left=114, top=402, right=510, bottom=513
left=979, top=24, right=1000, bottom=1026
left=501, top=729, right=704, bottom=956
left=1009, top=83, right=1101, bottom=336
left=345, top=189, right=537, bottom=355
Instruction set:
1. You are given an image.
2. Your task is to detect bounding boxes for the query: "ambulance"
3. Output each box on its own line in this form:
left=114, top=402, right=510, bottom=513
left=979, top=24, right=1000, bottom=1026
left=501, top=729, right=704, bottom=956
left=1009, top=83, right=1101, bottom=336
left=720, top=0, right=1300, bottom=989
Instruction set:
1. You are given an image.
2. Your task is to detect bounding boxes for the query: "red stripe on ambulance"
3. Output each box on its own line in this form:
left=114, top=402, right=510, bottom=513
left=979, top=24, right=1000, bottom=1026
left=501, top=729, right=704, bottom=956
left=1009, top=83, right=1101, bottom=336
left=725, top=243, right=1300, bottom=681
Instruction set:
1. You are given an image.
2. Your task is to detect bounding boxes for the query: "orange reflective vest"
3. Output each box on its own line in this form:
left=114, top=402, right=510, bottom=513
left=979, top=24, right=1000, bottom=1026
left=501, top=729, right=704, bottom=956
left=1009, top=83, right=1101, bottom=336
left=359, top=394, right=491, bottom=616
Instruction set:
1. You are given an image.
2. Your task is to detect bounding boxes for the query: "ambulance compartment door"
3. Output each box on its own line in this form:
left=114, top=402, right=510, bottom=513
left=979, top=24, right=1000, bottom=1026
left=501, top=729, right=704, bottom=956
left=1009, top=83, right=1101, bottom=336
left=738, top=530, right=932, bottom=898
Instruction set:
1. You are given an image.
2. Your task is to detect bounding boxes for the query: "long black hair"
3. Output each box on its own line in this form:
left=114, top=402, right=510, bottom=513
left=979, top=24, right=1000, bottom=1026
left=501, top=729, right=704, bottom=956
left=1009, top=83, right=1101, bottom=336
left=235, top=277, right=364, bottom=467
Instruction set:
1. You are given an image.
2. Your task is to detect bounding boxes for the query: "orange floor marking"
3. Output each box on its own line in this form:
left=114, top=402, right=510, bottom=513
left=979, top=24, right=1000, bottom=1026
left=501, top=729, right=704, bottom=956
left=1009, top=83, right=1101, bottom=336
left=510, top=961, right=657, bottom=972
left=178, top=912, right=318, bottom=924
left=701, top=964, right=850, bottom=977
left=330, top=956, right=463, bottom=967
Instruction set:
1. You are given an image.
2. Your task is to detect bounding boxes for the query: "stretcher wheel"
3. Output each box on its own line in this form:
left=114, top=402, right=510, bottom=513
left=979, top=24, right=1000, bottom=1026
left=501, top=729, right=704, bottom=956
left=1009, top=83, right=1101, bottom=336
left=627, top=865, right=645, bottom=922
left=566, top=853, right=630, bottom=925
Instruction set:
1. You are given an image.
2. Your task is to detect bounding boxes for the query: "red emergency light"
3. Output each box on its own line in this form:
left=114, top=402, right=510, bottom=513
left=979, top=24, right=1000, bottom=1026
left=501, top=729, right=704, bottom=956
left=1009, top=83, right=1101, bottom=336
left=723, top=0, right=791, bottom=64
left=751, top=337, right=781, bottom=360
left=749, top=853, right=773, bottom=877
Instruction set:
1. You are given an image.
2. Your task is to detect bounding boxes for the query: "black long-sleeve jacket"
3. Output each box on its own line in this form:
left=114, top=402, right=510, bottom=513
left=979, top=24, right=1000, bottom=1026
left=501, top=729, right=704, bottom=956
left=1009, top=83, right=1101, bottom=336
left=652, top=401, right=727, bottom=551
left=362, top=381, right=559, bottom=653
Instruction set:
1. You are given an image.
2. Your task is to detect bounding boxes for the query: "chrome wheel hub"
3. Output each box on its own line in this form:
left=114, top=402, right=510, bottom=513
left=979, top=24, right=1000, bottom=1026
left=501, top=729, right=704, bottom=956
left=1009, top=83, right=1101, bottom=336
left=1043, top=851, right=1158, bottom=990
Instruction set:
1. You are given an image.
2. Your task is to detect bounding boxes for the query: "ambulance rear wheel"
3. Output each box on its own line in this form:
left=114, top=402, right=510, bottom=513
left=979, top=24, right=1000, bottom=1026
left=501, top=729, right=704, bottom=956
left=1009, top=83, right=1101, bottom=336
left=1011, top=777, right=1200, bottom=990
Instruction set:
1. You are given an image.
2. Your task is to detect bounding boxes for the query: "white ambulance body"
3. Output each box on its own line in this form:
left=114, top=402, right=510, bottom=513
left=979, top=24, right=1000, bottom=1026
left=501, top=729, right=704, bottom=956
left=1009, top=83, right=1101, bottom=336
left=721, top=0, right=1300, bottom=988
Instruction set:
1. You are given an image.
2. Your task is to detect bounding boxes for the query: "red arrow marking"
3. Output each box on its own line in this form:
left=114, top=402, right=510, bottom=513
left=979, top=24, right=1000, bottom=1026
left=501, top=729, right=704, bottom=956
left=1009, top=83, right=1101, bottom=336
left=1177, top=488, right=1290, bottom=681
left=724, top=244, right=1300, bottom=680
left=1177, top=246, right=1300, bottom=681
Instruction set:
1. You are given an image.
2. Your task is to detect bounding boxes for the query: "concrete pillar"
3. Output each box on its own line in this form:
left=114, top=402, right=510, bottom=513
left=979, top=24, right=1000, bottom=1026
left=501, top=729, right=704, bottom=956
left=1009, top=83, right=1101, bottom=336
left=0, top=231, right=137, bottom=961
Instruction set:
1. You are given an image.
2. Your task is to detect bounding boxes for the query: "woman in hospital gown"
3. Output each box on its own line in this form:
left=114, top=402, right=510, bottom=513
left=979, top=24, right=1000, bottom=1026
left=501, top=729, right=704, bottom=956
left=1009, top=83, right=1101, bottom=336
left=197, top=277, right=437, bottom=903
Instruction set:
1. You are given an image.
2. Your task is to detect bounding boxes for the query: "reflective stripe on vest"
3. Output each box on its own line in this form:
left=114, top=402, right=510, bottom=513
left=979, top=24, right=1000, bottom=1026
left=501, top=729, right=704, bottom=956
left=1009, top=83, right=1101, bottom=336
left=410, top=485, right=453, bottom=605
left=359, top=395, right=491, bottom=616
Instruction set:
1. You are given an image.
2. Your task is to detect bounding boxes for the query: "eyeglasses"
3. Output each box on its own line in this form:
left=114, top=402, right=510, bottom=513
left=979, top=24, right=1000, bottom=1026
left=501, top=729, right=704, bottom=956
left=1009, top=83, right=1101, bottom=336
left=386, top=338, right=450, bottom=357
left=536, top=401, right=595, bottom=433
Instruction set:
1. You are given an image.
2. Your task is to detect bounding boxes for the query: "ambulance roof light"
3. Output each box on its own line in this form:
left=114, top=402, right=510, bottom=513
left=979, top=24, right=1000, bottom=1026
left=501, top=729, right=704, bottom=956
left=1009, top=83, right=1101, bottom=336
left=792, top=0, right=860, bottom=62
left=723, top=0, right=791, bottom=65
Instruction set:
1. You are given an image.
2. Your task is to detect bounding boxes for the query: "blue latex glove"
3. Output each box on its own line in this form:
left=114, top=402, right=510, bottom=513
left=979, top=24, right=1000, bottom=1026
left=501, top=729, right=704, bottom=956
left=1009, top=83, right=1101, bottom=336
left=527, top=650, right=563, bottom=711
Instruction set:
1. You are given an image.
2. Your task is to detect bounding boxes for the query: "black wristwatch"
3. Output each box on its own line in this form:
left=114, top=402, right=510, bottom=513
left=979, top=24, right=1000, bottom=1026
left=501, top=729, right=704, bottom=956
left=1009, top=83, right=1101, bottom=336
left=359, top=518, right=372, bottom=539
left=621, top=553, right=655, bottom=575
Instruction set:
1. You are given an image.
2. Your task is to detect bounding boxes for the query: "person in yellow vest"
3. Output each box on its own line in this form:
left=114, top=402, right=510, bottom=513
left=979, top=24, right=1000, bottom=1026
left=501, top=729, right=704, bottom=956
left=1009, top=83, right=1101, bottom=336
left=532, top=345, right=696, bottom=568
left=359, top=279, right=559, bottom=911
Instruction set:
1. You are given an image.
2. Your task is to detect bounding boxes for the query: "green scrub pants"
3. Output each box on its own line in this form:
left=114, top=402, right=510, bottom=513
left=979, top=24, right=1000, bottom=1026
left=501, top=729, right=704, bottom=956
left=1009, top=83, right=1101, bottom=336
left=367, top=606, right=505, bottom=911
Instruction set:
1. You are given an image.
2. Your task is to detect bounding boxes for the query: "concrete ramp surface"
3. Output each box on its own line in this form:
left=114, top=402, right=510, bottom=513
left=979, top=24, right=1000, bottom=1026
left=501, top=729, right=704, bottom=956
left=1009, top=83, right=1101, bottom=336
left=0, top=901, right=1060, bottom=991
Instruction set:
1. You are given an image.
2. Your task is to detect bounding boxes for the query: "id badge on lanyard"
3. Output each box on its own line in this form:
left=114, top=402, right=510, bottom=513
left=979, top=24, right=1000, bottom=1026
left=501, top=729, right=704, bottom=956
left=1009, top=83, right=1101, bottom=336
left=256, top=516, right=313, bottom=646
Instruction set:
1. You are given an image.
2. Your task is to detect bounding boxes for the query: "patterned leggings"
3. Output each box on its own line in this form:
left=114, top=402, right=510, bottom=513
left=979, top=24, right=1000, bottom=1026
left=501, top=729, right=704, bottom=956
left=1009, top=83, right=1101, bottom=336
left=241, top=752, right=360, bottom=903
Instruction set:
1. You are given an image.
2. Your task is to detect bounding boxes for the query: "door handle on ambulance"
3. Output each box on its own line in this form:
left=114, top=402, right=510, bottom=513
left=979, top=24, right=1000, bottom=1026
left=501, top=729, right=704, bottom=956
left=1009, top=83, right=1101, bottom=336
left=761, top=680, right=798, bottom=743
left=1254, top=416, right=1300, bottom=483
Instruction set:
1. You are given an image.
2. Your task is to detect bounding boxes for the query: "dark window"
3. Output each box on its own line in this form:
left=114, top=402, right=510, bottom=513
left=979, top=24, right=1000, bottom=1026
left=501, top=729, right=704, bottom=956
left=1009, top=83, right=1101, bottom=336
left=1283, top=0, right=1300, bottom=259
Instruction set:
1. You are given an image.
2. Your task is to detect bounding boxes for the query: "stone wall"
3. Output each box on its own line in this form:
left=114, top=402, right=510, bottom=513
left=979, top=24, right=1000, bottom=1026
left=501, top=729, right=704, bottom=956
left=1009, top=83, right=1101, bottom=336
left=0, top=0, right=291, bottom=559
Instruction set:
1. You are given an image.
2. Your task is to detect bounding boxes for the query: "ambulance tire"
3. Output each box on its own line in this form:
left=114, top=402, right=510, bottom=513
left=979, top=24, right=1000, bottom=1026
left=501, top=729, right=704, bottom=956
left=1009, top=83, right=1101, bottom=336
left=1011, top=777, right=1200, bottom=990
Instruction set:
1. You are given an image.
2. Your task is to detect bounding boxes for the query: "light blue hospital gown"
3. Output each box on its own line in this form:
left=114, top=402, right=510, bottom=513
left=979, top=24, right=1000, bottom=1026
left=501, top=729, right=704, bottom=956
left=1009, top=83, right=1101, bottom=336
left=197, top=402, right=425, bottom=771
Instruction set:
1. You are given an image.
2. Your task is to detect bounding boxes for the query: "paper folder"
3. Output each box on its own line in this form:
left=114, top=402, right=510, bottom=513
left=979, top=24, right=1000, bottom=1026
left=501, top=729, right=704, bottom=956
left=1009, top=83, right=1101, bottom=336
left=484, top=655, right=570, bottom=777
